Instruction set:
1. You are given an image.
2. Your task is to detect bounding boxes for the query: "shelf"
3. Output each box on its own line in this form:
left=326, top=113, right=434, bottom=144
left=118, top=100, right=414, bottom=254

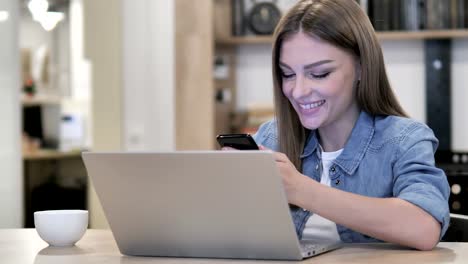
left=216, top=29, right=468, bottom=45
left=214, top=79, right=232, bottom=86
left=216, top=35, right=273, bottom=45
left=21, top=95, right=62, bottom=107
left=22, top=149, right=82, bottom=161
left=377, top=29, right=468, bottom=40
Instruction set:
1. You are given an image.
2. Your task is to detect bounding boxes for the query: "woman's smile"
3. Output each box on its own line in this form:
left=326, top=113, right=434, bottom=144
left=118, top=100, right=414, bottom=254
left=297, top=100, right=326, bottom=115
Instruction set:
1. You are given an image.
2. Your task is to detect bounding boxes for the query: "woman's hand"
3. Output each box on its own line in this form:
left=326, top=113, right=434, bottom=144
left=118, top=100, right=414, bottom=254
left=221, top=147, right=237, bottom=151
left=259, top=145, right=307, bottom=205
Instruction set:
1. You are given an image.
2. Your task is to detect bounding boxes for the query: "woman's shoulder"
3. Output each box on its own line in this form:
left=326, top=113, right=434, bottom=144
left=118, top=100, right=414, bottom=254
left=373, top=115, right=437, bottom=149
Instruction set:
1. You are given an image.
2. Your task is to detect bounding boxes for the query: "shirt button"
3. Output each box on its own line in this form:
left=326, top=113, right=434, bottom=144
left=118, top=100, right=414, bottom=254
left=335, top=179, right=340, bottom=185
left=330, top=166, right=336, bottom=173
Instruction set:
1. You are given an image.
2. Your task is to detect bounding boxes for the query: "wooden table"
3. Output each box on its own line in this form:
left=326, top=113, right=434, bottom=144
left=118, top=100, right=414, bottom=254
left=1, top=229, right=467, bottom=263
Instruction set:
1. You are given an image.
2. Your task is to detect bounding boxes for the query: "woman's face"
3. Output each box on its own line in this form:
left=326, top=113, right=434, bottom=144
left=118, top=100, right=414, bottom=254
left=279, top=32, right=360, bottom=131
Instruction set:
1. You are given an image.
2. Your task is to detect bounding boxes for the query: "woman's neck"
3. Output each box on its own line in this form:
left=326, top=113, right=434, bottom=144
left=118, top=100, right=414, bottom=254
left=318, top=108, right=360, bottom=152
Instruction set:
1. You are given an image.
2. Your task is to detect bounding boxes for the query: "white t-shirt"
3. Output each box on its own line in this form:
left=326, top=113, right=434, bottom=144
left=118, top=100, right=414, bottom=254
left=301, top=147, right=342, bottom=242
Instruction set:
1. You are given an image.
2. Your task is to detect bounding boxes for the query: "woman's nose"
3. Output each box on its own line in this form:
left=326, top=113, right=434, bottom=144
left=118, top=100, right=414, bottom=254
left=291, top=75, right=311, bottom=100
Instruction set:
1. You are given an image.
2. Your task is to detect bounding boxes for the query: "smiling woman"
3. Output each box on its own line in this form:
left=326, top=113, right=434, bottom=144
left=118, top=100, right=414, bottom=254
left=251, top=0, right=450, bottom=251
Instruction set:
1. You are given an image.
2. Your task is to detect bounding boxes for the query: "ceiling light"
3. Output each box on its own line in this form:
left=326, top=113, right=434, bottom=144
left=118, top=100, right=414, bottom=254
left=39, top=11, right=65, bottom=31
left=28, top=0, right=49, bottom=21
left=0, top=10, right=9, bottom=22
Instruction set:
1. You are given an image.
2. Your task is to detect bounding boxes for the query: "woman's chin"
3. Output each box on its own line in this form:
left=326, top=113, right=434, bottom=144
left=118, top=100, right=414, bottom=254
left=300, top=118, right=323, bottom=130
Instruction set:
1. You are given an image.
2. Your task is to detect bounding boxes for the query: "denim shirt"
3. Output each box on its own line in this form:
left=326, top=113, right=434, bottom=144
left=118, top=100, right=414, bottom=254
left=253, top=111, right=450, bottom=243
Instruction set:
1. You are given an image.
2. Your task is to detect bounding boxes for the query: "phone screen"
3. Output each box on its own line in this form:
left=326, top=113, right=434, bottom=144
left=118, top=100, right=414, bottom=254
left=216, top=134, right=259, bottom=150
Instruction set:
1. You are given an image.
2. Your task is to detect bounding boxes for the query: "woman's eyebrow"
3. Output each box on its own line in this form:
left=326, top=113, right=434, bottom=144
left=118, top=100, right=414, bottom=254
left=279, top=62, right=292, bottom=69
left=279, top=60, right=334, bottom=70
left=303, top=60, right=334, bottom=70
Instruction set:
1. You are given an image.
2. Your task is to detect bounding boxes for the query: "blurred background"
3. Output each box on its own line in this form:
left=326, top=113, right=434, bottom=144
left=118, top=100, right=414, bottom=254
left=0, top=0, right=467, bottom=230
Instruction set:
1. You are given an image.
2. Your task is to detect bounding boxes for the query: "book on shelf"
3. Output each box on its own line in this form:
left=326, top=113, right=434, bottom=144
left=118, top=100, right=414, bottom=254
left=401, top=0, right=423, bottom=31
left=231, top=0, right=246, bottom=36
left=426, top=0, right=451, bottom=29
left=367, top=0, right=468, bottom=32
left=459, top=0, right=467, bottom=29
left=368, top=0, right=423, bottom=31
left=450, top=0, right=465, bottom=29
left=390, top=0, right=402, bottom=31
left=463, top=0, right=468, bottom=28
left=418, top=0, right=427, bottom=30
left=372, top=0, right=391, bottom=31
left=453, top=0, right=462, bottom=29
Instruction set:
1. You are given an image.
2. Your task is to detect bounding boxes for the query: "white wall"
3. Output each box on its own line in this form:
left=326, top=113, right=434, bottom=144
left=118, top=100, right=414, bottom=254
left=19, top=15, right=49, bottom=49
left=0, top=0, right=22, bottom=227
left=236, top=45, right=274, bottom=110
left=122, top=0, right=175, bottom=151
left=70, top=0, right=90, bottom=101
left=381, top=40, right=426, bottom=122
left=66, top=0, right=91, bottom=149
left=84, top=0, right=176, bottom=228
left=52, top=11, right=70, bottom=96
left=84, top=0, right=123, bottom=229
left=452, top=39, right=468, bottom=151
left=236, top=41, right=468, bottom=151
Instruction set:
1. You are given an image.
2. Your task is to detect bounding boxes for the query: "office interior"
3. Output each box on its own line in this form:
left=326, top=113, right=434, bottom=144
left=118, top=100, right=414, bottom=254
left=0, top=0, right=468, bottom=239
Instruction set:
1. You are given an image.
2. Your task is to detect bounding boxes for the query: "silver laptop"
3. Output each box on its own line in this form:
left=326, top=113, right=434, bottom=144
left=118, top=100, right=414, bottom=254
left=82, top=151, right=340, bottom=260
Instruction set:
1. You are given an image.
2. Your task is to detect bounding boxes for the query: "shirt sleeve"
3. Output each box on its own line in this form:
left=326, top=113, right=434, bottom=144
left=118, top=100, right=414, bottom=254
left=252, top=120, right=279, bottom=151
left=392, top=123, right=451, bottom=240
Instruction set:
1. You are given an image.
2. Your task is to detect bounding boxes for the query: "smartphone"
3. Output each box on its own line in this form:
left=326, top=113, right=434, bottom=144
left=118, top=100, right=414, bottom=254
left=216, top=133, right=259, bottom=150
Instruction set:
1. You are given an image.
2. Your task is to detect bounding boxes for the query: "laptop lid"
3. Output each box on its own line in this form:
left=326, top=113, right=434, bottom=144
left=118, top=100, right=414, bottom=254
left=82, top=151, right=303, bottom=260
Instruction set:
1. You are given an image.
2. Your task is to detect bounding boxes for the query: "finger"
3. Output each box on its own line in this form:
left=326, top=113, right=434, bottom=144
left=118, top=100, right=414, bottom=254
left=259, top=145, right=271, bottom=151
left=258, top=145, right=288, bottom=162
left=221, top=147, right=238, bottom=151
left=272, top=151, right=289, bottom=163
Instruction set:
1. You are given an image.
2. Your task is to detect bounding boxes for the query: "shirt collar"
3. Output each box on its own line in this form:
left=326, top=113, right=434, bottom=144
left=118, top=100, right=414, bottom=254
left=301, top=111, right=375, bottom=175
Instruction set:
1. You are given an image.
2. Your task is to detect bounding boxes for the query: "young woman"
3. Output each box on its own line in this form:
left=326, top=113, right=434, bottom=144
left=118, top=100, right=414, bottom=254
left=251, top=0, right=449, bottom=250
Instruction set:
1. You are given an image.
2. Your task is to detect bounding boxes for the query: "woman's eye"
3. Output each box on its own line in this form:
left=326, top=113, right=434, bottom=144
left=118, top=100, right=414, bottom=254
left=281, top=72, right=295, bottom=79
left=311, top=72, right=330, bottom=79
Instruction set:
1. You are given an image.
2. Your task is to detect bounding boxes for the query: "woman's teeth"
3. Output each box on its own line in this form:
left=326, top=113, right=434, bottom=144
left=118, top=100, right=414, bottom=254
left=299, top=100, right=325, bottom=110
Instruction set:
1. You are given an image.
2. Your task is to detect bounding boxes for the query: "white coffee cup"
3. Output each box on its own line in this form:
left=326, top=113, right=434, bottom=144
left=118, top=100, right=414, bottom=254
left=34, top=210, right=88, bottom=247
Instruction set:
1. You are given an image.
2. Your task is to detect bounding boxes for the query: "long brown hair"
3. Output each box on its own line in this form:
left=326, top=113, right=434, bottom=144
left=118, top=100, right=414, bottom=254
left=272, top=0, right=407, bottom=169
